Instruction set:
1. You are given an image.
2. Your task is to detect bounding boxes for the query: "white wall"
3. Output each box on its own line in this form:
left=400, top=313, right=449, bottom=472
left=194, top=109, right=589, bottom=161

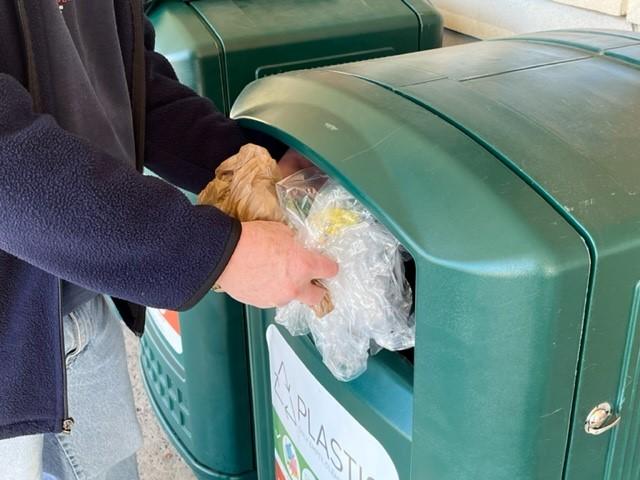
left=430, top=0, right=637, bottom=38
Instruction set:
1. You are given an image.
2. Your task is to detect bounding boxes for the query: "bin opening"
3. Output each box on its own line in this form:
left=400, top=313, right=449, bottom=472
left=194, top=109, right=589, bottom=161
left=398, top=256, right=416, bottom=365
left=275, top=167, right=416, bottom=380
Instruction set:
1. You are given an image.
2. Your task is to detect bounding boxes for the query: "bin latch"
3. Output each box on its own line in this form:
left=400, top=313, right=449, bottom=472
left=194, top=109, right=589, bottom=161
left=584, top=402, right=621, bottom=436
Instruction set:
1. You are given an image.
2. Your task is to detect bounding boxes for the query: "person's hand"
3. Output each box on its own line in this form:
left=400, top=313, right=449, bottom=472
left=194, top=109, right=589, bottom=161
left=215, top=221, right=338, bottom=308
left=278, top=148, right=314, bottom=178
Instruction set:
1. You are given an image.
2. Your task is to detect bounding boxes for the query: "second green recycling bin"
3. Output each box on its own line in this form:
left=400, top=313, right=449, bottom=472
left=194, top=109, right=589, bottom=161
left=231, top=30, right=640, bottom=479
left=140, top=1, right=443, bottom=479
left=147, top=0, right=443, bottom=115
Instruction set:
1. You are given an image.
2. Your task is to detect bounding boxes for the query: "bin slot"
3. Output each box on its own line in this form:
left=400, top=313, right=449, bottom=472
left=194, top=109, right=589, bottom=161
left=395, top=256, right=416, bottom=365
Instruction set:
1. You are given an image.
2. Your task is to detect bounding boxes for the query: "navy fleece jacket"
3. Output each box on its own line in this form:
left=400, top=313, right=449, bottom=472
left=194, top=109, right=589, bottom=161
left=0, top=0, right=285, bottom=439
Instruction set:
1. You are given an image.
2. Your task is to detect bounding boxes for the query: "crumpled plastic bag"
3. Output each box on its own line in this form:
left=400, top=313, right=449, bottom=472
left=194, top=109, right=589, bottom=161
left=197, top=144, right=333, bottom=316
left=275, top=168, right=414, bottom=381
left=197, top=143, right=285, bottom=222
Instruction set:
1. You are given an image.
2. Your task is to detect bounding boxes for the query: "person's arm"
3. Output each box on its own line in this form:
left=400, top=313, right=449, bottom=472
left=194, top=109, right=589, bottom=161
left=143, top=19, right=288, bottom=193
left=0, top=73, right=238, bottom=310
left=0, top=74, right=336, bottom=310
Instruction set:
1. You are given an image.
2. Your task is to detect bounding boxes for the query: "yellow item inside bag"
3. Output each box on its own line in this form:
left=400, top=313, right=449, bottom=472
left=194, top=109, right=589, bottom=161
left=308, top=207, right=361, bottom=242
left=198, top=144, right=333, bottom=317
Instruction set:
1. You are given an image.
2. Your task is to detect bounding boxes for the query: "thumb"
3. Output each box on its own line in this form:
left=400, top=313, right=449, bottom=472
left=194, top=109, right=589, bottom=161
left=306, top=251, right=339, bottom=280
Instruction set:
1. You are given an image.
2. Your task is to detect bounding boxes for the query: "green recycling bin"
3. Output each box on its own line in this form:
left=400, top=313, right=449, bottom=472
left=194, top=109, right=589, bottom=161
left=147, top=0, right=443, bottom=115
left=231, top=30, right=640, bottom=479
left=140, top=2, right=443, bottom=479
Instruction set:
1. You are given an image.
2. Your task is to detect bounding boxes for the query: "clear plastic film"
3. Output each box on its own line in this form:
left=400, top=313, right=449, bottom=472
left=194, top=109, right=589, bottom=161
left=275, top=168, right=414, bottom=381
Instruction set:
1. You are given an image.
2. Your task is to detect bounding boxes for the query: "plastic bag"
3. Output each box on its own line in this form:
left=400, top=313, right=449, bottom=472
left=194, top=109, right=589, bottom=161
left=275, top=168, right=414, bottom=381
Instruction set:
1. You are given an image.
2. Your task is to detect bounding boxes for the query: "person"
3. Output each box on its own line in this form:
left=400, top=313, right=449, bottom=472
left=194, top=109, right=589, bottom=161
left=0, top=0, right=338, bottom=478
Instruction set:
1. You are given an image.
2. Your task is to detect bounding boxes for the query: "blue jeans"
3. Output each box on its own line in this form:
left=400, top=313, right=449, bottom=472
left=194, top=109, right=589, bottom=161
left=0, top=295, right=142, bottom=479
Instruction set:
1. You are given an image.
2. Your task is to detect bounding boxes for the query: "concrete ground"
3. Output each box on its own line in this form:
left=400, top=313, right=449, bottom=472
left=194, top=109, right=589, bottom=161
left=123, top=327, right=196, bottom=480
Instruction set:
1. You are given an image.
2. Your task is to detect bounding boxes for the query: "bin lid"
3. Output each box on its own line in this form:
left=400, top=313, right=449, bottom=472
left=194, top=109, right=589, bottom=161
left=231, top=30, right=640, bottom=479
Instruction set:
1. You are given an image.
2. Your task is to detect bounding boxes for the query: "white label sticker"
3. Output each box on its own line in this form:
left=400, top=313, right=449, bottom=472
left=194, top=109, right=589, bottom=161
left=267, top=325, right=399, bottom=480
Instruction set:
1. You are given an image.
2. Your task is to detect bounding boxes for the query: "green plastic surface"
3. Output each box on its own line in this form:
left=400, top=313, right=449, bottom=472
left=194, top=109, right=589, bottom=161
left=233, top=30, right=640, bottom=479
left=148, top=0, right=442, bottom=113
left=141, top=292, right=256, bottom=479
left=233, top=70, right=589, bottom=479
left=333, top=29, right=640, bottom=479
left=401, top=0, right=444, bottom=49
left=149, top=2, right=226, bottom=111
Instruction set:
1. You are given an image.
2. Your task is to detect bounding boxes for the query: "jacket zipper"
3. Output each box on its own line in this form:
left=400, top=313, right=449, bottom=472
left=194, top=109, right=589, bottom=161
left=15, top=0, right=74, bottom=435
left=58, top=280, right=74, bottom=434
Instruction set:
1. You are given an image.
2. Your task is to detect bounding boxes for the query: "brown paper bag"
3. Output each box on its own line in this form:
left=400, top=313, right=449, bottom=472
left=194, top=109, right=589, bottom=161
left=198, top=143, right=285, bottom=222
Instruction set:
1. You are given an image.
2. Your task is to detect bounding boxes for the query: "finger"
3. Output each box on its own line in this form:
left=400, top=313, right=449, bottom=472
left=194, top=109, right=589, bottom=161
left=306, top=251, right=339, bottom=279
left=278, top=162, right=297, bottom=179
left=296, top=282, right=328, bottom=307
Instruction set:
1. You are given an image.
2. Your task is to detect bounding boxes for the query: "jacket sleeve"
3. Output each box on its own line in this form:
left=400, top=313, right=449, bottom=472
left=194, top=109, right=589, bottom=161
left=0, top=73, right=238, bottom=311
left=143, top=18, right=287, bottom=194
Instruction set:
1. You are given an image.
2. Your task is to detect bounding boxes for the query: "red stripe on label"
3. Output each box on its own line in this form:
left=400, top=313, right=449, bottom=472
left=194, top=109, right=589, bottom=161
left=161, top=310, right=181, bottom=335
